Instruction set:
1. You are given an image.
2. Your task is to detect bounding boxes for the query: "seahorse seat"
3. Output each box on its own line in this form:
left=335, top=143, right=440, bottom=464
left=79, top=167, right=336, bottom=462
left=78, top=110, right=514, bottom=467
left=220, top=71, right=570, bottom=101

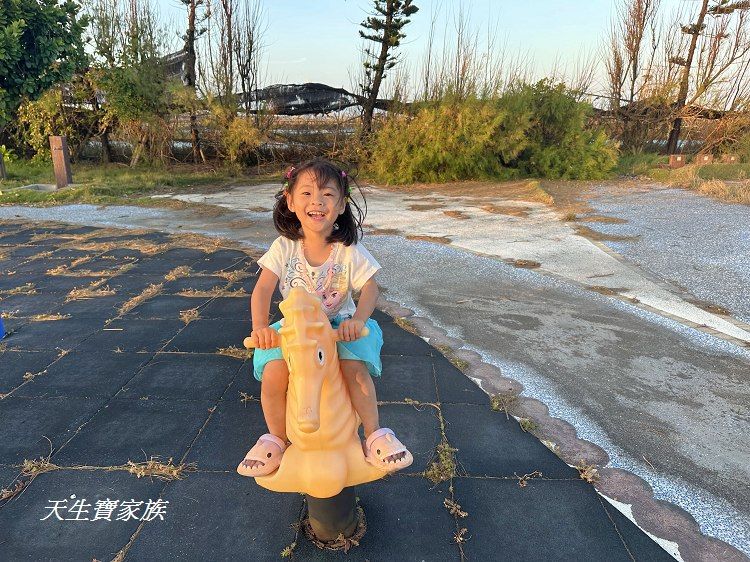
left=255, top=287, right=385, bottom=498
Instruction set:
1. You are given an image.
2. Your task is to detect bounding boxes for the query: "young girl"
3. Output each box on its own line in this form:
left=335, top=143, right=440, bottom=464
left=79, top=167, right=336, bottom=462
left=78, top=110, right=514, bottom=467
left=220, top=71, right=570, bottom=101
left=237, top=158, right=413, bottom=477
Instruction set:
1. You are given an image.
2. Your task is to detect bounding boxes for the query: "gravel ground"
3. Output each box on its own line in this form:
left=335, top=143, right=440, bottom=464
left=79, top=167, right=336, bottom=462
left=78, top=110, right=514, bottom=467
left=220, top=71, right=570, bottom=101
left=582, top=183, right=750, bottom=325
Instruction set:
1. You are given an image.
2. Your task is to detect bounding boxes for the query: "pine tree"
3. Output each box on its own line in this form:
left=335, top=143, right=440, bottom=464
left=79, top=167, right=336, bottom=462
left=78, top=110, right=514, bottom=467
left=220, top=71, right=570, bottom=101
left=359, top=0, right=418, bottom=137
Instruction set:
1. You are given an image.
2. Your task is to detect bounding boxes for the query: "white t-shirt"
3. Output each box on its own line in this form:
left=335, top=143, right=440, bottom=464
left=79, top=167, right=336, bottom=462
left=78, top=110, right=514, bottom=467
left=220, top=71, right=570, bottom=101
left=257, top=236, right=381, bottom=319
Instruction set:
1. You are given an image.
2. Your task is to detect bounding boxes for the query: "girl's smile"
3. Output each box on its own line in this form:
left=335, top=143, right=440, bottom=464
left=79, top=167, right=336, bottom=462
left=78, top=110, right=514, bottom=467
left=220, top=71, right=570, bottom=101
left=286, top=170, right=345, bottom=235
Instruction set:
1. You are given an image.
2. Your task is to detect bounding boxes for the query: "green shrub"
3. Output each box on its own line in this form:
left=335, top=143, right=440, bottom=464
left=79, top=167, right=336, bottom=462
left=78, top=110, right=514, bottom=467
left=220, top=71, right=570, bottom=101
left=512, top=80, right=619, bottom=180
left=366, top=95, right=531, bottom=183
left=365, top=80, right=618, bottom=184
left=616, top=152, right=667, bottom=176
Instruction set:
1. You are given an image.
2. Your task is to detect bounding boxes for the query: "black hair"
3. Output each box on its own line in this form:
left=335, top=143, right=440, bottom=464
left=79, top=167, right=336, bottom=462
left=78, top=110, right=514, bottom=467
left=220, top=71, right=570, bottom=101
left=272, top=157, right=366, bottom=246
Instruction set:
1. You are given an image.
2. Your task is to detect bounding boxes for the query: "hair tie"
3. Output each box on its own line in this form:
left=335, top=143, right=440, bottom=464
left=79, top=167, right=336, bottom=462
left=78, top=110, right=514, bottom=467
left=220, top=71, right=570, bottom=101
left=285, top=166, right=295, bottom=180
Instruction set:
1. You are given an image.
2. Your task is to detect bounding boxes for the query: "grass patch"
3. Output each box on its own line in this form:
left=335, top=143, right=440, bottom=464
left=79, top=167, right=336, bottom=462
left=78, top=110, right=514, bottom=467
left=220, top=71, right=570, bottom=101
left=645, top=163, right=750, bottom=204
left=518, top=418, right=537, bottom=433
left=0, top=160, right=276, bottom=206
left=424, top=440, right=459, bottom=483
left=124, top=457, right=196, bottom=481
left=510, top=258, right=541, bottom=269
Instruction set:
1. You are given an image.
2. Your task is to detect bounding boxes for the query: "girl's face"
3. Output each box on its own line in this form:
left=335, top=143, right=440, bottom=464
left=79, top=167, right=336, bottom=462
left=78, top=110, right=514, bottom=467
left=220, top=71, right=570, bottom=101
left=286, top=169, right=345, bottom=238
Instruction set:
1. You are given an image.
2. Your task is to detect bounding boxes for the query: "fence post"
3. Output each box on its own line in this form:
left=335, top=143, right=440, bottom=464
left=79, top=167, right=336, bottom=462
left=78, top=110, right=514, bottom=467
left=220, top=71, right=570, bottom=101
left=49, top=136, right=73, bottom=189
left=0, top=153, right=6, bottom=180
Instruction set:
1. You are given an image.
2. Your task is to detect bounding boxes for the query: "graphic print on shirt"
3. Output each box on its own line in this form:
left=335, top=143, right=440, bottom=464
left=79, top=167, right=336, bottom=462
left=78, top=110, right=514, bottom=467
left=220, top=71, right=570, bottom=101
left=282, top=257, right=347, bottom=317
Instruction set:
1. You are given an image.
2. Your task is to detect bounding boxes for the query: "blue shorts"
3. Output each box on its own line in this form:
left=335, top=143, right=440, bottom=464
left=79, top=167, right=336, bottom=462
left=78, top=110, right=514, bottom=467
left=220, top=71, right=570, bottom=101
left=252, top=316, right=383, bottom=381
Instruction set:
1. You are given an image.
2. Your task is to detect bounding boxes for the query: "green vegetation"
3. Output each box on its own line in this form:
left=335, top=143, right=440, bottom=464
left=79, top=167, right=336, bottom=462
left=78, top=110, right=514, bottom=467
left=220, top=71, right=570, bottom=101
left=366, top=80, right=618, bottom=184
left=0, top=0, right=87, bottom=129
left=0, top=160, right=273, bottom=206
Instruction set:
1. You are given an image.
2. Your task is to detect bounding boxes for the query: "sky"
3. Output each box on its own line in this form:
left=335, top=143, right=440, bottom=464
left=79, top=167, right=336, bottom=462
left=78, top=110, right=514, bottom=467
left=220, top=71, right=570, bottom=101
left=159, top=0, right=686, bottom=96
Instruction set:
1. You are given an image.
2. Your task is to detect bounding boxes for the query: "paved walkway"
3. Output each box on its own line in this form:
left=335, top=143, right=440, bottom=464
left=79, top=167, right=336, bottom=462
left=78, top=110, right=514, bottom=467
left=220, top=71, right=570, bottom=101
left=0, top=220, right=675, bottom=560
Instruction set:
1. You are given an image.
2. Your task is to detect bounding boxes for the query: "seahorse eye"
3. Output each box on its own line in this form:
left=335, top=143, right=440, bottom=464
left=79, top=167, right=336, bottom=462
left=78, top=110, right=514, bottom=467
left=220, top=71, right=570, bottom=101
left=317, top=349, right=325, bottom=365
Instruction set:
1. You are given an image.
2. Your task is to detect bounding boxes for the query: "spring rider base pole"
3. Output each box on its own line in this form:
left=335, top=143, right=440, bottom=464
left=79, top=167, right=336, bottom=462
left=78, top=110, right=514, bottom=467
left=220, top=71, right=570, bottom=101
left=305, top=486, right=360, bottom=542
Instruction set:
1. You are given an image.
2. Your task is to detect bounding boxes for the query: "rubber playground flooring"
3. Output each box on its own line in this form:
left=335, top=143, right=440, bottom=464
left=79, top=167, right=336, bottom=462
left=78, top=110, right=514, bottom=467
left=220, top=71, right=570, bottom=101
left=0, top=219, right=672, bottom=560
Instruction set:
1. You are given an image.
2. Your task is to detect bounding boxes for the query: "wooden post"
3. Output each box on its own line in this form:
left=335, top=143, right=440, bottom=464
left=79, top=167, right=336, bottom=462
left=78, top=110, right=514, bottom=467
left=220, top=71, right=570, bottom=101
left=49, top=136, right=73, bottom=189
left=0, top=155, right=6, bottom=180
left=721, top=154, right=738, bottom=164
left=668, top=154, right=686, bottom=169
left=696, top=153, right=713, bottom=165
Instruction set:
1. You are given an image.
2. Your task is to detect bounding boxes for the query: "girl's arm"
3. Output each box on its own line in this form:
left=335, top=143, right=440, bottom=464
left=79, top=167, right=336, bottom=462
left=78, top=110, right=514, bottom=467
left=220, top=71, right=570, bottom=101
left=250, top=267, right=280, bottom=348
left=352, top=277, right=379, bottom=324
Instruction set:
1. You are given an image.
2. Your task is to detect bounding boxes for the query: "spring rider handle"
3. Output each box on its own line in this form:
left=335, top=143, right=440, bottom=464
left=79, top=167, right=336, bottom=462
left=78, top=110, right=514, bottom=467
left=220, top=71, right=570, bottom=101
left=242, top=327, right=369, bottom=349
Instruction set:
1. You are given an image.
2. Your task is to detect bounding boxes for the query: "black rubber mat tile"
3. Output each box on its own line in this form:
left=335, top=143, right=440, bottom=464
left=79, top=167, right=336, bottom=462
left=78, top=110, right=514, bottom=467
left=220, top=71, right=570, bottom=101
left=222, top=361, right=260, bottom=398
left=432, top=354, right=489, bottom=405
left=119, top=353, right=241, bottom=400
left=122, top=295, right=213, bottom=320
left=53, top=398, right=214, bottom=466
left=184, top=400, right=266, bottom=470
left=0, top=294, right=67, bottom=317
left=189, top=250, right=249, bottom=274
left=599, top=497, right=675, bottom=561
left=164, top=319, right=251, bottom=353
left=377, top=355, right=438, bottom=403
left=377, top=403, right=443, bottom=474
left=380, top=319, right=434, bottom=356
left=453, top=478, right=647, bottom=562
left=441, top=403, right=577, bottom=479
left=0, top=350, right=61, bottom=393
left=53, top=295, right=131, bottom=320
left=0, top=396, right=109, bottom=463
left=127, top=472, right=300, bottom=561
left=75, top=320, right=185, bottom=353
left=197, top=296, right=251, bottom=320
left=2, top=318, right=102, bottom=352
left=0, top=470, right=163, bottom=561
left=14, top=352, right=153, bottom=398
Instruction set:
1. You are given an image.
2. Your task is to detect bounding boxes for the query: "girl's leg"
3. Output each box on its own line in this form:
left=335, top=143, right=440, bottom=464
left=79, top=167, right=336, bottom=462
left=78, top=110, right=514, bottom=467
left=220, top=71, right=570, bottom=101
left=340, top=359, right=406, bottom=463
left=244, top=359, right=288, bottom=471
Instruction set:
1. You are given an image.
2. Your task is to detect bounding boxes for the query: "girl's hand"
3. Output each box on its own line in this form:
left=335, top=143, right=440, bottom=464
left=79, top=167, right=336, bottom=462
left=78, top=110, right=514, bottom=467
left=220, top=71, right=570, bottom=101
left=338, top=318, right=365, bottom=342
left=250, top=327, right=280, bottom=349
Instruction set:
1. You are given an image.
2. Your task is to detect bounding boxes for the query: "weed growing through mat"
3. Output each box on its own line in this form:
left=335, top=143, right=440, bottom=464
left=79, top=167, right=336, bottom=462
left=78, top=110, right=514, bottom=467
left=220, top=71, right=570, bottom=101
left=179, top=308, right=200, bottom=325
left=490, top=393, right=518, bottom=419
left=425, top=440, right=459, bottom=483
left=443, top=498, right=468, bottom=518
left=515, top=470, right=543, bottom=488
left=453, top=527, right=469, bottom=545
left=217, top=346, right=253, bottom=360
left=22, top=370, right=46, bottom=382
left=66, top=279, right=115, bottom=301
left=30, top=313, right=70, bottom=321
left=393, top=316, right=419, bottom=335
left=239, top=391, right=257, bottom=403
left=576, top=462, right=600, bottom=484
left=177, top=287, right=248, bottom=298
left=434, top=344, right=469, bottom=372
left=0, top=282, right=37, bottom=296
left=519, top=418, right=537, bottom=433
left=124, top=457, right=196, bottom=481
left=215, top=269, right=250, bottom=282
left=164, top=265, right=191, bottom=281
left=0, top=479, right=26, bottom=501
left=118, top=283, right=163, bottom=316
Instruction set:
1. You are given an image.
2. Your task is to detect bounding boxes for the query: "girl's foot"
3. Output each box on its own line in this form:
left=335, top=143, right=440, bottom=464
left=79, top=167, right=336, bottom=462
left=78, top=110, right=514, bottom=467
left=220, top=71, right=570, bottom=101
left=364, top=428, right=413, bottom=472
left=237, top=434, right=287, bottom=477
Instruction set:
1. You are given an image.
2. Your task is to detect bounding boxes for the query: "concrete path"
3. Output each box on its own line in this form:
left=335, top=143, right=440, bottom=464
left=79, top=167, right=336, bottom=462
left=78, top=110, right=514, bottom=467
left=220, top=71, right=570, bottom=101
left=0, top=220, right=677, bottom=560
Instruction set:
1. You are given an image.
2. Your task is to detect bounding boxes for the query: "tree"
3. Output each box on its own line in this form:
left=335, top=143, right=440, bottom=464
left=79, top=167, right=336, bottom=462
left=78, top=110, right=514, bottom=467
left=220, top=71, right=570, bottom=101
left=179, top=0, right=209, bottom=162
left=665, top=0, right=750, bottom=153
left=0, top=0, right=88, bottom=134
left=359, top=0, right=418, bottom=137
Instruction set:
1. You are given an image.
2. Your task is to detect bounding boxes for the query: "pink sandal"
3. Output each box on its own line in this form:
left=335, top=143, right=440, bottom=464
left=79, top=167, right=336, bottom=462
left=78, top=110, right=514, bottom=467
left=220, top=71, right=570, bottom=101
left=364, top=428, right=414, bottom=472
left=237, top=434, right=286, bottom=477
